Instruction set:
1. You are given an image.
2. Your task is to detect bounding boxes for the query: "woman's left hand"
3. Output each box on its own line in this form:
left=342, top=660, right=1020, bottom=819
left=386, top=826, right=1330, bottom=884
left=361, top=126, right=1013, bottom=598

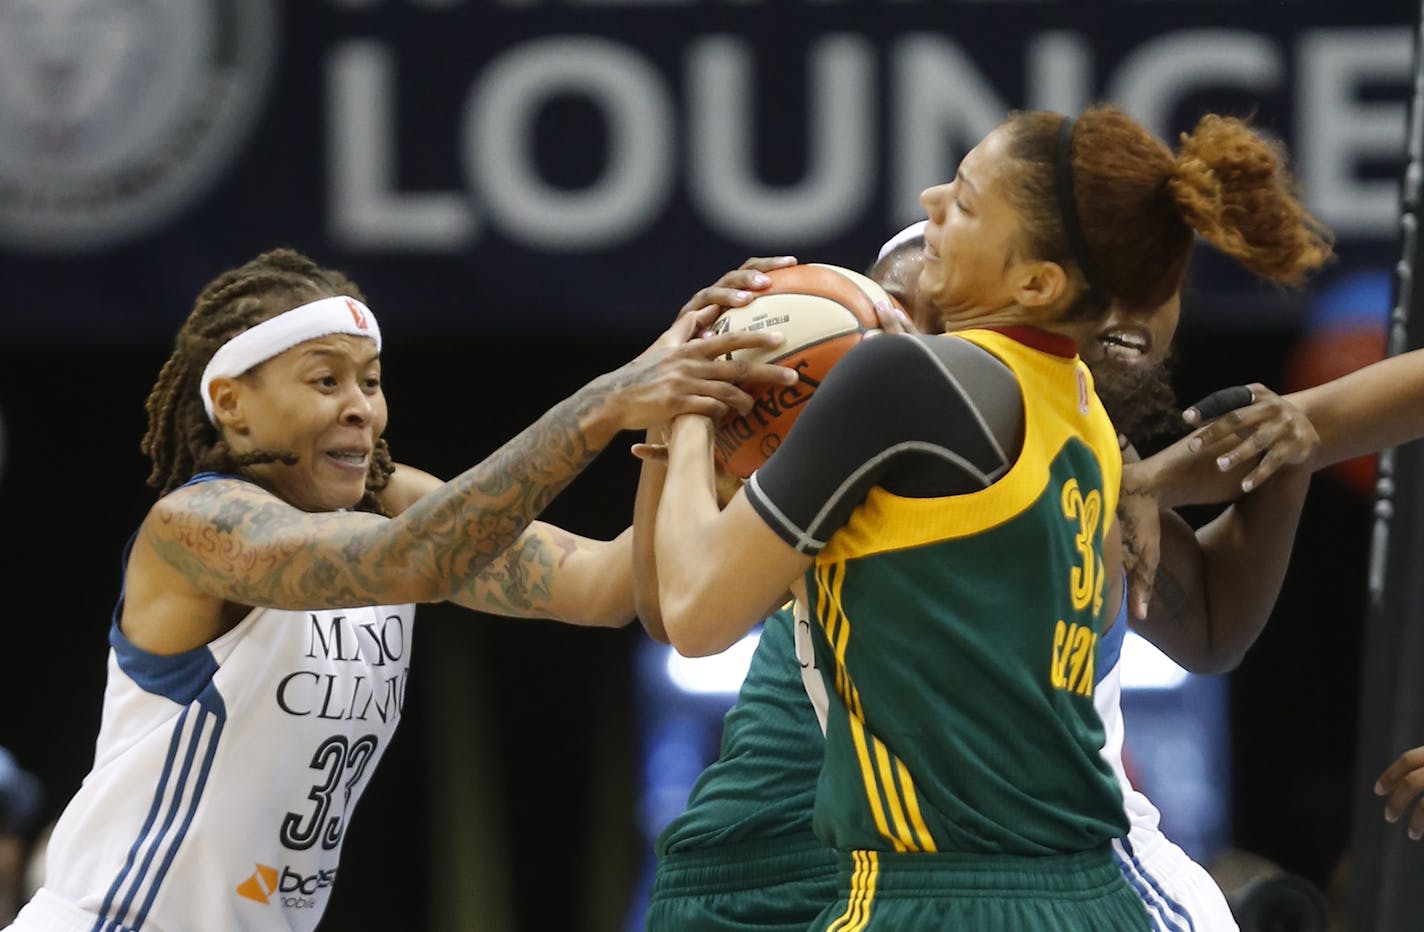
left=1119, top=441, right=1162, bottom=620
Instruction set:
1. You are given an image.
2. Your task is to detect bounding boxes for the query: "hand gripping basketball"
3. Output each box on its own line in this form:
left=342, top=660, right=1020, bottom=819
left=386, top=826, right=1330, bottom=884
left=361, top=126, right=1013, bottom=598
left=601, top=305, right=801, bottom=432
left=710, top=264, right=902, bottom=478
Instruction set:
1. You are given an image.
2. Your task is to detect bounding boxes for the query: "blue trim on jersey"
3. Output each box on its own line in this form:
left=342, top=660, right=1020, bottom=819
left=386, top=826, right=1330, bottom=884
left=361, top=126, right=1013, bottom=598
left=1114, top=837, right=1195, bottom=932
left=92, top=705, right=190, bottom=932
left=1095, top=585, right=1129, bottom=686
left=109, top=623, right=220, bottom=706
left=184, top=471, right=244, bottom=486
left=106, top=475, right=243, bottom=705
left=132, top=685, right=228, bottom=929
left=93, top=688, right=228, bottom=932
left=92, top=471, right=243, bottom=930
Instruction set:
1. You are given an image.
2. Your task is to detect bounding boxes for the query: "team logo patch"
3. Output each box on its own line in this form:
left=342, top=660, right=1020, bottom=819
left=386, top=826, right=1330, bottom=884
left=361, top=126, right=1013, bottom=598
left=0, top=0, right=277, bottom=252
left=346, top=298, right=369, bottom=330
left=236, top=863, right=278, bottom=904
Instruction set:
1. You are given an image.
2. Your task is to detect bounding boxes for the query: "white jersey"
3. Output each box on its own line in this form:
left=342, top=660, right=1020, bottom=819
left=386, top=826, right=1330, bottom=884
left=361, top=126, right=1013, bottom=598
left=17, top=570, right=414, bottom=932
left=1095, top=609, right=1238, bottom=932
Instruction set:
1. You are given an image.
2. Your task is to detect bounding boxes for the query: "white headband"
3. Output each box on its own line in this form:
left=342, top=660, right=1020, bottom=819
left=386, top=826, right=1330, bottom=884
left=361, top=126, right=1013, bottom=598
left=200, top=295, right=382, bottom=423
left=876, top=220, right=928, bottom=262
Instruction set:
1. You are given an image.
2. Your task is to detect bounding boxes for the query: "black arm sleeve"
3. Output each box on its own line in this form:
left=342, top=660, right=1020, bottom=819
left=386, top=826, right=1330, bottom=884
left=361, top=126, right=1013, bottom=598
left=745, top=333, right=1024, bottom=554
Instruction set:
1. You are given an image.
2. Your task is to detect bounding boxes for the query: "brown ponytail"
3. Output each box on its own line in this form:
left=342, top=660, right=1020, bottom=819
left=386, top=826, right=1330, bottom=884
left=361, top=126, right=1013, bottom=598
left=1005, top=106, right=1333, bottom=319
left=1168, top=113, right=1334, bottom=286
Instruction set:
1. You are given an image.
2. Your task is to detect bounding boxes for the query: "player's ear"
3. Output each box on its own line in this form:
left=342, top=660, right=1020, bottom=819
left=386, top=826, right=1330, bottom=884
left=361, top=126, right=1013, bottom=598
left=209, top=377, right=248, bottom=435
left=1011, top=259, right=1069, bottom=311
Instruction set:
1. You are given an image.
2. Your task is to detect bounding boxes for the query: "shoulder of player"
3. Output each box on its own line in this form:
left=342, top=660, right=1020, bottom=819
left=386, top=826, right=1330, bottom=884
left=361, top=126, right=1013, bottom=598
left=834, top=332, right=1020, bottom=400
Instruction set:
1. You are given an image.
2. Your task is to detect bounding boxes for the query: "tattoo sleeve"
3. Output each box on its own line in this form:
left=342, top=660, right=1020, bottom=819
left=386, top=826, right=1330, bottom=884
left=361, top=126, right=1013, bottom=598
left=455, top=524, right=582, bottom=618
left=144, top=382, right=623, bottom=610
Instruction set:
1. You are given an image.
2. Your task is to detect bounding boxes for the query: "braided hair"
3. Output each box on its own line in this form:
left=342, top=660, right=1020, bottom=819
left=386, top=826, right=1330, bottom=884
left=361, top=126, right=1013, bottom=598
left=140, top=248, right=395, bottom=513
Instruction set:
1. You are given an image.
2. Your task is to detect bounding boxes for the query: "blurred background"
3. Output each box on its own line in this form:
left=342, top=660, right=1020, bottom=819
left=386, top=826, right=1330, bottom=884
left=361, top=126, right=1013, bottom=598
left=0, top=1, right=1413, bottom=929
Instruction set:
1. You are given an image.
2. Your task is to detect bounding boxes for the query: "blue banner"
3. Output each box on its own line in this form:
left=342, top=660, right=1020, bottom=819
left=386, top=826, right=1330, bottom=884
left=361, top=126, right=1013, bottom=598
left=0, top=0, right=1411, bottom=345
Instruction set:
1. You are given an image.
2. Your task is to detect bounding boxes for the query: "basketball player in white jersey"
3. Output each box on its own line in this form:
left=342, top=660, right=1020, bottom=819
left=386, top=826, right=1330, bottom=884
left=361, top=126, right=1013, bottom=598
left=5, top=248, right=798, bottom=932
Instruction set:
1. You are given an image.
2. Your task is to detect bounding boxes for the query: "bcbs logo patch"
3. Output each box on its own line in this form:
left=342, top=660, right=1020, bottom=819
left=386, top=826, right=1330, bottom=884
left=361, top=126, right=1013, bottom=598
left=0, top=0, right=276, bottom=252
left=236, top=863, right=336, bottom=910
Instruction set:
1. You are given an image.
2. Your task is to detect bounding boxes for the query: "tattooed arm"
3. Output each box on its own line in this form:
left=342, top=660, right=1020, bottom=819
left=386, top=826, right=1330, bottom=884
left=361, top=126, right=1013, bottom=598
left=450, top=524, right=635, bottom=626
left=1124, top=466, right=1310, bottom=675
left=125, top=313, right=795, bottom=654
left=380, top=462, right=635, bottom=626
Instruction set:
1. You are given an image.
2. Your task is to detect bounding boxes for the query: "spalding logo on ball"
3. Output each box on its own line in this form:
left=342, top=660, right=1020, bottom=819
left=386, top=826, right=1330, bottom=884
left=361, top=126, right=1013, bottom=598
left=711, top=263, right=901, bottom=479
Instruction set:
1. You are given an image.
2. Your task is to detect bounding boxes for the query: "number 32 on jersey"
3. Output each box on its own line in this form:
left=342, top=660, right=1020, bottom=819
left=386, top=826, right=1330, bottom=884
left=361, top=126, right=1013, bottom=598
left=1051, top=478, right=1106, bottom=697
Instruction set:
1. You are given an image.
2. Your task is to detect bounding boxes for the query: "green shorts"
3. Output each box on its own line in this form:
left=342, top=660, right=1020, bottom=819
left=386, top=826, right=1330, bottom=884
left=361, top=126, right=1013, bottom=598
left=646, top=835, right=839, bottom=932
left=813, top=846, right=1151, bottom=931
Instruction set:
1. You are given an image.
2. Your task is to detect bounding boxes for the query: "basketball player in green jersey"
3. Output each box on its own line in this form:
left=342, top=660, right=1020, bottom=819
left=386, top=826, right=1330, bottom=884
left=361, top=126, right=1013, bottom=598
left=635, top=241, right=1188, bottom=932
left=649, top=107, right=1329, bottom=930
left=635, top=248, right=1299, bottom=932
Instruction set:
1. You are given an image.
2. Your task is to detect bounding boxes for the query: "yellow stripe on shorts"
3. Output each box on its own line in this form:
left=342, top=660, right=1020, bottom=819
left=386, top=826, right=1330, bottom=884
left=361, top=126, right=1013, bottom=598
left=827, top=850, right=879, bottom=932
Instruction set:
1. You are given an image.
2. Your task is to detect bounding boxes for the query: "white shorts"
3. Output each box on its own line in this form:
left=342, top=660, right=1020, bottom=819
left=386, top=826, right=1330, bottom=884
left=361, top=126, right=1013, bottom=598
left=1113, top=832, right=1239, bottom=932
left=5, top=890, right=102, bottom=932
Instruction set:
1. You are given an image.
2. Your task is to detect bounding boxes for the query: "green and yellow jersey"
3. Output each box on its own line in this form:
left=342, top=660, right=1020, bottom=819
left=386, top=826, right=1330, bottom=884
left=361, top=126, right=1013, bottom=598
left=745, top=327, right=1126, bottom=857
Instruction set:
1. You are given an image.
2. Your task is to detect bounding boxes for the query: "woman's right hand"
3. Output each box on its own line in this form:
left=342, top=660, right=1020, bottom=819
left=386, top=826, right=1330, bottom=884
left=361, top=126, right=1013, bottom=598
left=595, top=259, right=808, bottom=432
left=673, top=255, right=798, bottom=322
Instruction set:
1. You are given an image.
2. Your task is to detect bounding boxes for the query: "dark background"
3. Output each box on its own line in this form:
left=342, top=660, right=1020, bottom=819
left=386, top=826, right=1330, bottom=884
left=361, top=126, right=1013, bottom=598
left=0, top=1, right=1413, bottom=929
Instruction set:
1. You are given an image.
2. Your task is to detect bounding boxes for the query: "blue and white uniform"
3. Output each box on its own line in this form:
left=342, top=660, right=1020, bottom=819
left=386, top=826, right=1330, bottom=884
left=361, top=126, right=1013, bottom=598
left=1096, top=605, right=1239, bottom=932
left=10, top=477, right=414, bottom=932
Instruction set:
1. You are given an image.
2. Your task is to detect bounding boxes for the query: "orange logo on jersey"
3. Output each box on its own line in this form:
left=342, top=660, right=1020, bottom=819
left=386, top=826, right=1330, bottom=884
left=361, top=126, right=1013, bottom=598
left=345, top=298, right=368, bottom=330
left=237, top=864, right=278, bottom=904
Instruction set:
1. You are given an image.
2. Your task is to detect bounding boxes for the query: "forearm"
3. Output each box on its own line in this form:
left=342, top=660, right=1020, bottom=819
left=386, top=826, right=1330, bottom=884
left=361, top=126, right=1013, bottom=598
left=357, top=377, right=623, bottom=603
left=654, top=416, right=727, bottom=653
left=451, top=524, right=635, bottom=626
left=1192, top=467, right=1311, bottom=673
left=562, top=527, right=636, bottom=626
left=1131, top=508, right=1210, bottom=668
left=632, top=437, right=670, bottom=641
left=1295, top=348, right=1424, bottom=470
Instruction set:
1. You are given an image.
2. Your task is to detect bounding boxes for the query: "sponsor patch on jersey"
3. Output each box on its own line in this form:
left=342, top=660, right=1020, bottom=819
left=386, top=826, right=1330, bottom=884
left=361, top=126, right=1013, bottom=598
left=236, top=864, right=278, bottom=904
left=236, top=862, right=337, bottom=909
left=0, top=0, right=276, bottom=251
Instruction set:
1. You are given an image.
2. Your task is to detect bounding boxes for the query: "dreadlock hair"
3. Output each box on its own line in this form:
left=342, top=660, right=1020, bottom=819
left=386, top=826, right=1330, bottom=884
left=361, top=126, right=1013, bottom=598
left=141, top=248, right=395, bottom=514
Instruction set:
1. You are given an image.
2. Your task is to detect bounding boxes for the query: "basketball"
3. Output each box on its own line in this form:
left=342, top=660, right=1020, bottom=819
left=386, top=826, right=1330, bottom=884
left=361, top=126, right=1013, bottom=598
left=711, top=263, right=900, bottom=479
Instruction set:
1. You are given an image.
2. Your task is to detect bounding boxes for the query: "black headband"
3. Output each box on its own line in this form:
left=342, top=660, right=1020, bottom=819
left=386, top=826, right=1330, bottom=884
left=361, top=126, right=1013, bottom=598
left=1054, top=117, right=1108, bottom=297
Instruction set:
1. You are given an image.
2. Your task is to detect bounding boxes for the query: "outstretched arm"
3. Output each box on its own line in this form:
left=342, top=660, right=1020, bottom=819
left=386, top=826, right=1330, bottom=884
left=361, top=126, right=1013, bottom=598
left=383, top=463, right=636, bottom=627
left=1123, top=351, right=1424, bottom=674
left=1174, top=348, right=1424, bottom=498
left=126, top=310, right=795, bottom=653
left=1124, top=384, right=1313, bottom=580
